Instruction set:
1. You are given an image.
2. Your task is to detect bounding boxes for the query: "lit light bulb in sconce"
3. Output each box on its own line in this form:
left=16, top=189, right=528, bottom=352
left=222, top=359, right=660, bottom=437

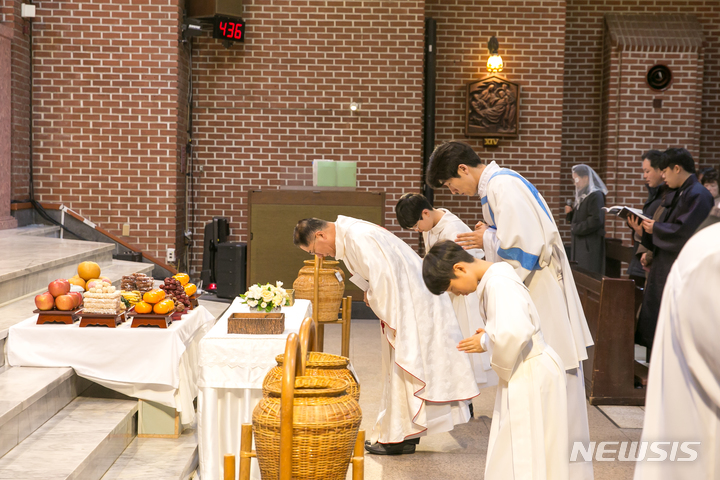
left=486, top=36, right=504, bottom=73
left=350, top=102, right=360, bottom=112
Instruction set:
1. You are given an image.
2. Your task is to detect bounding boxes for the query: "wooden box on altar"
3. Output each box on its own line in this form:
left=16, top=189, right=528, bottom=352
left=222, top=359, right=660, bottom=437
left=228, top=312, right=285, bottom=335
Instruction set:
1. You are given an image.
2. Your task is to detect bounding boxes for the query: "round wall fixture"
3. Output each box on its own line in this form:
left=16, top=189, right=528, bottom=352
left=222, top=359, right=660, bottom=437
left=647, top=65, right=672, bottom=91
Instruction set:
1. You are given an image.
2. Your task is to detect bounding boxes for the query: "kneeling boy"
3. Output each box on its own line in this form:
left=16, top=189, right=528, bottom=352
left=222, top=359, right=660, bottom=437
left=423, top=240, right=569, bottom=480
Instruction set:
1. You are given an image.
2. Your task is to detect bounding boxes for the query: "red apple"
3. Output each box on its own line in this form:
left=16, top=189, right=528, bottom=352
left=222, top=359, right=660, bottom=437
left=55, top=294, right=76, bottom=311
left=35, top=291, right=55, bottom=311
left=48, top=279, right=71, bottom=298
left=68, top=292, right=83, bottom=308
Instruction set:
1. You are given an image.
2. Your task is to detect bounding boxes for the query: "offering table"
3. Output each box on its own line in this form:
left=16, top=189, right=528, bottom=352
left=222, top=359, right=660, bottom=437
left=7, top=306, right=216, bottom=430
left=197, top=297, right=312, bottom=480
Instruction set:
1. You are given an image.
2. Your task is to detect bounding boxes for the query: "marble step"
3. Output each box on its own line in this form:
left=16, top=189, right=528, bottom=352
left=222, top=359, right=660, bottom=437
left=0, top=224, right=62, bottom=239
left=0, top=259, right=154, bottom=367
left=0, top=366, right=91, bottom=458
left=0, top=234, right=116, bottom=306
left=100, top=426, right=198, bottom=480
left=0, top=395, right=138, bottom=480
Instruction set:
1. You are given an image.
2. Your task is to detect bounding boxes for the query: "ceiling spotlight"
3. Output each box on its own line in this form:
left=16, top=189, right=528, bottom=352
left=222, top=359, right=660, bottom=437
left=350, top=102, right=359, bottom=112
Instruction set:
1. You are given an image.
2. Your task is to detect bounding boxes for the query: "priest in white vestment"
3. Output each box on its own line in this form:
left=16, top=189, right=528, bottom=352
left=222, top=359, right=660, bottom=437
left=395, top=193, right=497, bottom=388
left=293, top=216, right=480, bottom=455
left=634, top=222, right=720, bottom=479
left=422, top=240, right=569, bottom=480
left=427, top=141, right=594, bottom=478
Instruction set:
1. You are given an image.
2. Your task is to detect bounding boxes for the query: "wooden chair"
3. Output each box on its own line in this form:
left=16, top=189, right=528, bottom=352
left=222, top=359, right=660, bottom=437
left=311, top=255, right=352, bottom=357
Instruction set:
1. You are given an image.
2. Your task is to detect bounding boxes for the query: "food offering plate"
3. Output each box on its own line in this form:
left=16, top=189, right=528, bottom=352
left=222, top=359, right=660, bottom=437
left=34, top=308, right=82, bottom=325
left=128, top=309, right=173, bottom=329
left=78, top=311, right=127, bottom=328
left=189, top=293, right=202, bottom=309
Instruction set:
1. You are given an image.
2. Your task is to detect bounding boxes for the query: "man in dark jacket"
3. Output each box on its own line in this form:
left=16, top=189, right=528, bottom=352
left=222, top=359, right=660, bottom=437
left=636, top=148, right=714, bottom=358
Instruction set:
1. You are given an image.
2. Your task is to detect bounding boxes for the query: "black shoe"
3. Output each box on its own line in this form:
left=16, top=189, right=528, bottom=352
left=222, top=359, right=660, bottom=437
left=468, top=403, right=474, bottom=418
left=364, top=440, right=417, bottom=455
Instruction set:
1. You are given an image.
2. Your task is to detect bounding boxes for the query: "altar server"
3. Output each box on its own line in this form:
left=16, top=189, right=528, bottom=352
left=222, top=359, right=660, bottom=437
left=426, top=141, right=594, bottom=479
left=423, top=240, right=569, bottom=480
left=395, top=193, right=497, bottom=389
left=634, top=223, right=720, bottom=479
left=293, top=216, right=480, bottom=455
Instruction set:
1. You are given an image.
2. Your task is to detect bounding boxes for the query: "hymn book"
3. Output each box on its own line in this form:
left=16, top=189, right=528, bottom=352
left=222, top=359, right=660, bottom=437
left=602, top=206, right=650, bottom=221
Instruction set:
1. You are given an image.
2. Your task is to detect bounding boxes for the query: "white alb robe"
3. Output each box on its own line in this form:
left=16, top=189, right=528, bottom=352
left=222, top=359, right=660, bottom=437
left=422, top=208, right=497, bottom=387
left=479, top=262, right=569, bottom=480
left=634, top=223, right=720, bottom=480
left=478, top=161, right=594, bottom=479
left=333, top=215, right=480, bottom=444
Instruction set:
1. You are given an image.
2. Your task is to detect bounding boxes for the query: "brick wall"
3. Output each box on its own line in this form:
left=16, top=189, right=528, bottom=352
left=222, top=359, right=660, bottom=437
left=425, top=0, right=568, bottom=236
left=26, top=0, right=186, bottom=263
left=562, top=1, right=720, bottom=242
left=188, top=1, right=426, bottom=273
left=5, top=0, right=31, bottom=201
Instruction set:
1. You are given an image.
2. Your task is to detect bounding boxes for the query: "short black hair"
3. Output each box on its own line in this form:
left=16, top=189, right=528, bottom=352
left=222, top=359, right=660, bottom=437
left=426, top=141, right=484, bottom=189
left=701, top=168, right=718, bottom=185
left=395, top=193, right=433, bottom=229
left=660, top=148, right=696, bottom=174
left=641, top=149, right=664, bottom=170
left=573, top=165, right=591, bottom=177
left=422, top=240, right=475, bottom=295
left=293, top=218, right=328, bottom=247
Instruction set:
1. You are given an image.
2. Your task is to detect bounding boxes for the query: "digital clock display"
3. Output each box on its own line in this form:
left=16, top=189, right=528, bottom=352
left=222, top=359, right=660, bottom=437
left=213, top=15, right=245, bottom=43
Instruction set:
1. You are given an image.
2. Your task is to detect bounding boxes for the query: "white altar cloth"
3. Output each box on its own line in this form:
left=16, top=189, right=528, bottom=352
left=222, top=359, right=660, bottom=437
left=197, top=298, right=312, bottom=480
left=7, top=306, right=216, bottom=425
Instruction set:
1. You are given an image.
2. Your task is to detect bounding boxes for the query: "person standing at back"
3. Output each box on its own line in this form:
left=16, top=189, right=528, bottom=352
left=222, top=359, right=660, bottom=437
left=564, top=164, right=607, bottom=274
left=635, top=148, right=714, bottom=359
left=426, top=141, right=594, bottom=479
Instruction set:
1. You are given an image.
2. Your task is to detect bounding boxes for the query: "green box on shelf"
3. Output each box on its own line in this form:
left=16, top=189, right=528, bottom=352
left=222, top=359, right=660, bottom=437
left=336, top=161, right=357, bottom=187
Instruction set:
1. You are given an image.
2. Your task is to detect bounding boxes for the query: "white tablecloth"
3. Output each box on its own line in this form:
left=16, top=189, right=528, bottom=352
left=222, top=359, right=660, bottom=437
left=197, top=298, right=312, bottom=480
left=8, top=306, right=216, bottom=424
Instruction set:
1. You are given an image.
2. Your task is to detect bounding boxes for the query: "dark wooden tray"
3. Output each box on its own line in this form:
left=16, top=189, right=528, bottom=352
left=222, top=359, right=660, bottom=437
left=171, top=309, right=187, bottom=321
left=35, top=308, right=82, bottom=325
left=129, top=312, right=173, bottom=329
left=189, top=293, right=202, bottom=309
left=79, top=311, right=126, bottom=328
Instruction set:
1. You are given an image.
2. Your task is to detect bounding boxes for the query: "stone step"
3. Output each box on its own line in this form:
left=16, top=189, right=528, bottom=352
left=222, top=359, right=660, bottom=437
left=0, top=395, right=138, bottom=480
left=100, top=427, right=198, bottom=480
left=0, top=259, right=154, bottom=367
left=0, top=234, right=116, bottom=306
left=0, top=366, right=91, bottom=458
left=0, top=224, right=62, bottom=239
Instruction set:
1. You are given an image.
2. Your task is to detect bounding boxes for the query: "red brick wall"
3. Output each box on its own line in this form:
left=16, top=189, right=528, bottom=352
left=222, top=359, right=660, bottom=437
left=562, top=1, right=720, bottom=242
left=188, top=1, right=426, bottom=273
left=425, top=0, right=568, bottom=235
left=26, top=0, right=186, bottom=262
left=5, top=0, right=32, bottom=201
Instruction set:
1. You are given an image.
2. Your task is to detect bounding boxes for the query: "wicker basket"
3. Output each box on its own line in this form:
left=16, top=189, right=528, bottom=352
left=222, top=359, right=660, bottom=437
left=227, top=312, right=285, bottom=335
left=253, top=376, right=361, bottom=480
left=263, top=352, right=360, bottom=401
left=292, top=260, right=344, bottom=323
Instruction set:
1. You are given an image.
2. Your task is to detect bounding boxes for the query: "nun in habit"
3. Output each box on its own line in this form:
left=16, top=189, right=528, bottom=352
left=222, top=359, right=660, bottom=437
left=564, top=164, right=607, bottom=275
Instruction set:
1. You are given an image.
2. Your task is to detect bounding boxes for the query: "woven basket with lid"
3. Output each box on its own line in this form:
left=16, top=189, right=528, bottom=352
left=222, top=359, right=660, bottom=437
left=263, top=351, right=360, bottom=401
left=292, top=260, right=344, bottom=323
left=253, top=376, right=362, bottom=480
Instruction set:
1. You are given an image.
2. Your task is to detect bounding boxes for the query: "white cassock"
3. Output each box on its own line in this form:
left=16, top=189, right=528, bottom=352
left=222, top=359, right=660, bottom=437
left=478, top=161, right=594, bottom=479
left=423, top=208, right=498, bottom=388
left=634, top=223, right=720, bottom=480
left=479, top=262, right=569, bottom=480
left=333, top=215, right=480, bottom=444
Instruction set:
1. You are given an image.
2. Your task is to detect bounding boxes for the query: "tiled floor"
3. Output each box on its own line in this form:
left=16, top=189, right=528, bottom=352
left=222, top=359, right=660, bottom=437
left=319, top=320, right=642, bottom=480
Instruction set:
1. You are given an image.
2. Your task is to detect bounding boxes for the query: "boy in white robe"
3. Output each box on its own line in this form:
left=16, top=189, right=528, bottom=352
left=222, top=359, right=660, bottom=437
left=426, top=141, right=594, bottom=478
left=395, top=192, right=498, bottom=390
left=634, top=222, right=720, bottom=479
left=293, top=216, right=480, bottom=455
left=422, top=240, right=569, bottom=480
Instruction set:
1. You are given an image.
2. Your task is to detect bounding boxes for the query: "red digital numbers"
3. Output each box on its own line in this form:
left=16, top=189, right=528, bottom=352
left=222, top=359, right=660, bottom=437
left=218, top=21, right=242, bottom=39
left=219, top=22, right=226, bottom=35
left=214, top=16, right=244, bottom=42
left=234, top=23, right=243, bottom=39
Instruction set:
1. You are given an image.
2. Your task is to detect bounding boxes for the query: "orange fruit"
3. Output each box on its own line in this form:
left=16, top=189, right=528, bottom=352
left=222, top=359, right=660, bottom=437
left=77, top=261, right=101, bottom=281
left=134, top=301, right=153, bottom=314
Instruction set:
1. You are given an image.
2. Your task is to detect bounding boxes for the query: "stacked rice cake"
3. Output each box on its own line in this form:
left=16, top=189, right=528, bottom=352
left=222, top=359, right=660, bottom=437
left=84, top=285, right=122, bottom=315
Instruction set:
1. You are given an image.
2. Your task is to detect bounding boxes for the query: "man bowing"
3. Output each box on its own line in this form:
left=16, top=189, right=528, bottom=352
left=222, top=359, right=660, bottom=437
left=427, top=141, right=594, bottom=479
left=293, top=216, right=480, bottom=455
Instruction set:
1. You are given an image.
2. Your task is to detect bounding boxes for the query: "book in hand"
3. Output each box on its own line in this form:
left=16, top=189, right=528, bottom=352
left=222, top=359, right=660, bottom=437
left=602, top=205, right=650, bottom=221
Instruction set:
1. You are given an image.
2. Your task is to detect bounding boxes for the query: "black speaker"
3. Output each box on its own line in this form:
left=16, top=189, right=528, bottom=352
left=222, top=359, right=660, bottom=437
left=215, top=242, right=247, bottom=299
left=200, top=217, right=230, bottom=286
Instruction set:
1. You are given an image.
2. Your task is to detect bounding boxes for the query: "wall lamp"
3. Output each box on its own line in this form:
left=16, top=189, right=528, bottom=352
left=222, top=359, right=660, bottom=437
left=350, top=101, right=360, bottom=112
left=486, top=36, right=503, bottom=73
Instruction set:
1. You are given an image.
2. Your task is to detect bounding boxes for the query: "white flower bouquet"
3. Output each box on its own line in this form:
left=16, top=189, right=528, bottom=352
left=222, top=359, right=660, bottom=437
left=239, top=282, right=291, bottom=312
